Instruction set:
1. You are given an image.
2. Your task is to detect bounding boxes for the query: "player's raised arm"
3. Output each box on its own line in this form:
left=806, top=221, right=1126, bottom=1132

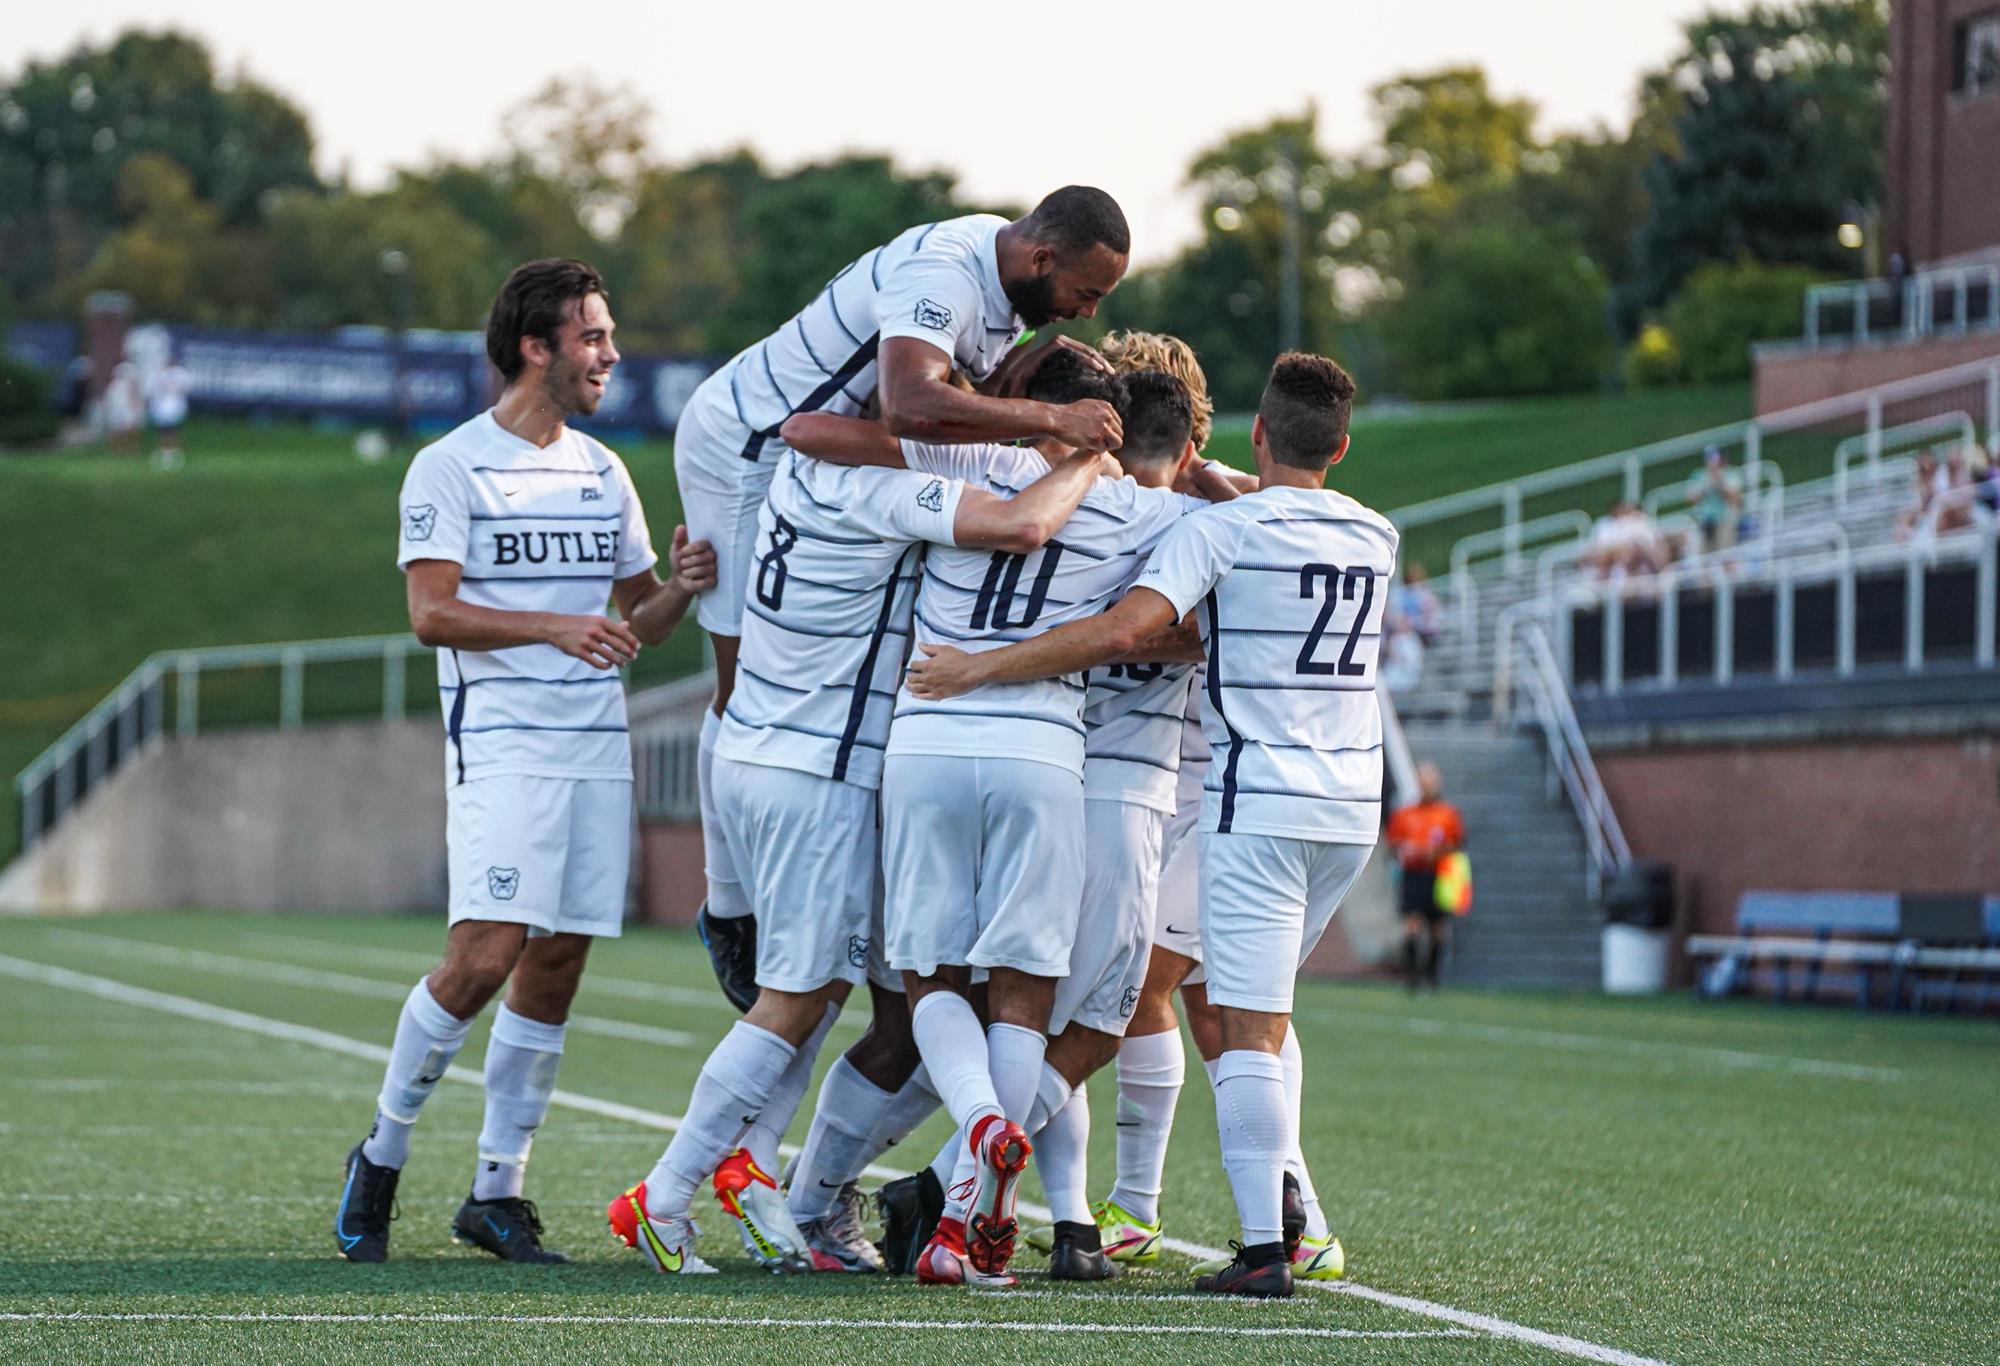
left=905, top=585, right=1182, bottom=699
left=878, top=338, right=1123, bottom=450
left=779, top=413, right=908, bottom=468
left=951, top=448, right=1120, bottom=552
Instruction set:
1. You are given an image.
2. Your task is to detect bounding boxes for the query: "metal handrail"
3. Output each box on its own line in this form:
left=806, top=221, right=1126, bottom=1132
left=1501, top=620, right=1631, bottom=897
left=1833, top=413, right=1976, bottom=502
left=15, top=633, right=430, bottom=850
left=1802, top=264, right=2000, bottom=348
left=630, top=671, right=715, bottom=822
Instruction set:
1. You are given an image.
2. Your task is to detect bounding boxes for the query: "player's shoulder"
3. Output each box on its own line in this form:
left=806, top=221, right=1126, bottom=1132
left=402, top=412, right=495, bottom=484
left=1250, top=485, right=1397, bottom=537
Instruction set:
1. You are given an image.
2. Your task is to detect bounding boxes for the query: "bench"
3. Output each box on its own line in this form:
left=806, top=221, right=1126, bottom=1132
left=1686, top=891, right=2000, bottom=1011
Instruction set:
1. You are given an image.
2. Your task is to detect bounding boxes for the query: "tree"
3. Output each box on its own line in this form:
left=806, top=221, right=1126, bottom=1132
left=1664, top=258, right=1836, bottom=382
left=616, top=150, right=769, bottom=353
left=57, top=153, right=273, bottom=323
left=264, top=189, right=503, bottom=331
left=1380, top=226, right=1610, bottom=399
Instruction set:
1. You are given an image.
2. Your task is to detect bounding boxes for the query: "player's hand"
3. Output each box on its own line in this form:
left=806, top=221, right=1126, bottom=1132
left=1041, top=334, right=1115, bottom=375
left=904, top=643, right=984, bottom=700
left=1047, top=398, right=1122, bottom=452
left=669, top=525, right=718, bottom=594
left=545, top=614, right=641, bottom=670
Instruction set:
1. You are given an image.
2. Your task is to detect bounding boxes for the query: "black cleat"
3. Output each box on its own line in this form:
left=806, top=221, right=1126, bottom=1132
left=451, top=1195, right=571, bottom=1264
left=1195, top=1240, right=1294, bottom=1299
left=1048, top=1219, right=1119, bottom=1281
left=1281, top=1171, right=1306, bottom=1258
left=875, top=1168, right=944, bottom=1275
left=696, top=903, right=759, bottom=1013
left=334, top=1142, right=399, bottom=1263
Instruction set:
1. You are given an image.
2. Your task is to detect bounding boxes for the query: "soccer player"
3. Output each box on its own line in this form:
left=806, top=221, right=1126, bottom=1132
left=906, top=352, right=1395, bottom=1298
left=780, top=354, right=1218, bottom=1285
left=334, top=259, right=714, bottom=1264
left=606, top=432, right=1116, bottom=1277
left=670, top=187, right=1130, bottom=1008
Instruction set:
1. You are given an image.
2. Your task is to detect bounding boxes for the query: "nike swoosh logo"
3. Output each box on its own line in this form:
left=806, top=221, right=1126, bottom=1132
left=485, top=1215, right=508, bottom=1241
left=416, top=1073, right=442, bottom=1085
left=817, top=1179, right=843, bottom=1190
left=1164, top=924, right=1189, bottom=935
left=1114, top=1120, right=1140, bottom=1128
left=502, top=489, right=520, bottom=498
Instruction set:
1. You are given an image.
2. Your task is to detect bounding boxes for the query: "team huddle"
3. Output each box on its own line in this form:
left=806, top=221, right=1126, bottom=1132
left=340, top=186, right=1397, bottom=1300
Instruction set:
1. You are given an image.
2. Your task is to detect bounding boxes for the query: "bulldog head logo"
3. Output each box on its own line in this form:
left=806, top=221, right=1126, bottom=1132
left=403, top=504, right=438, bottom=542
left=486, top=866, right=521, bottom=901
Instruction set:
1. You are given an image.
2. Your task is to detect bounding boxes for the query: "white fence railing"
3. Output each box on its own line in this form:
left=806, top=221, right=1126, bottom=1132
left=15, top=634, right=431, bottom=850
left=1800, top=263, right=2000, bottom=350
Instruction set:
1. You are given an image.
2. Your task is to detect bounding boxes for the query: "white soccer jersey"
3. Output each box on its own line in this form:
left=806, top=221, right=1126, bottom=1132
left=891, top=443, right=1203, bottom=775
left=1136, top=485, right=1398, bottom=844
left=715, top=451, right=964, bottom=789
left=396, top=410, right=657, bottom=784
left=696, top=215, right=1027, bottom=463
left=1082, top=663, right=1197, bottom=813
left=1174, top=665, right=1211, bottom=808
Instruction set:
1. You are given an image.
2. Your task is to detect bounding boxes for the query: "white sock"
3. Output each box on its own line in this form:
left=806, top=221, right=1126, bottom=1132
left=1033, top=1074, right=1091, bottom=1224
left=698, top=708, right=752, bottom=920
left=910, top=993, right=1000, bottom=1133
left=744, top=1003, right=838, bottom=1174
left=1279, top=1023, right=1329, bottom=1239
left=362, top=979, right=473, bottom=1170
left=1107, top=1027, right=1185, bottom=1226
left=985, top=1022, right=1046, bottom=1124
left=1214, top=1050, right=1292, bottom=1247
left=855, top=1069, right=941, bottom=1172
left=1203, top=1056, right=1221, bottom=1089
left=786, top=1054, right=893, bottom=1224
left=645, top=1021, right=794, bottom=1218
left=941, top=1140, right=978, bottom=1221
left=473, top=1005, right=566, bottom=1201
left=1024, top=1061, right=1071, bottom=1136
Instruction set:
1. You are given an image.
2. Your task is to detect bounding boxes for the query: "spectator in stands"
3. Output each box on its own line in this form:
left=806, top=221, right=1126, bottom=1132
left=1395, top=561, right=1444, bottom=643
left=1896, top=448, right=1972, bottom=541
left=1582, top=499, right=1667, bottom=580
left=1386, top=762, right=1465, bottom=993
left=1685, top=445, right=1743, bottom=554
left=1380, top=614, right=1425, bottom=693
left=1971, top=446, right=1999, bottom=517
left=148, top=351, right=192, bottom=467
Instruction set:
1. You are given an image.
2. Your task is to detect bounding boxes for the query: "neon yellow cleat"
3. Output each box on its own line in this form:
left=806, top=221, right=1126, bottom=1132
left=1091, top=1198, right=1162, bottom=1264
left=1293, top=1234, right=1345, bottom=1280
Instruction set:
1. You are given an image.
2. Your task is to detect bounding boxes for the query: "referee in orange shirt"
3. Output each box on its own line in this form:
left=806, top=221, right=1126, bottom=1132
left=1385, top=762, right=1465, bottom=993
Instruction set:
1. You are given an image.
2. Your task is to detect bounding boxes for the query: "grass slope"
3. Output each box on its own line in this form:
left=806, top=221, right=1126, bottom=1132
left=3, top=910, right=1996, bottom=1364
left=0, top=384, right=1746, bottom=858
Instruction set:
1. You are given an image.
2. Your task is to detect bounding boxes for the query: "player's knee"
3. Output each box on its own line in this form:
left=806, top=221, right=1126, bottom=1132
left=746, top=986, right=836, bottom=1046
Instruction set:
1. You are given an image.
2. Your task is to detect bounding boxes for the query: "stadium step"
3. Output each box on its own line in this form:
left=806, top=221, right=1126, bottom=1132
left=1401, top=721, right=1604, bottom=991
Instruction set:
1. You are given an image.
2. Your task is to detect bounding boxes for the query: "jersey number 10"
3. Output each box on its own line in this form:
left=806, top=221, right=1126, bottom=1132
left=1296, top=563, right=1375, bottom=677
left=970, top=542, right=1067, bottom=631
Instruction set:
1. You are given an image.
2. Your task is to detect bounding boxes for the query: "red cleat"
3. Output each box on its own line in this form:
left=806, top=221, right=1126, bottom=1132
left=964, top=1114, right=1032, bottom=1276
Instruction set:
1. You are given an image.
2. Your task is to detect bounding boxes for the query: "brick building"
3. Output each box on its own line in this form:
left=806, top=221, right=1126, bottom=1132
left=1885, top=0, right=2000, bottom=268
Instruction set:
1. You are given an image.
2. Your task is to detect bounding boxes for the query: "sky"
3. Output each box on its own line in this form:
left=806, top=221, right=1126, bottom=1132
left=7, top=0, right=1719, bottom=263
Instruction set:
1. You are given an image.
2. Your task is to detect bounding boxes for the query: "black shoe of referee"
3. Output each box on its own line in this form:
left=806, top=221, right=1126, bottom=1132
left=696, top=902, right=759, bottom=1013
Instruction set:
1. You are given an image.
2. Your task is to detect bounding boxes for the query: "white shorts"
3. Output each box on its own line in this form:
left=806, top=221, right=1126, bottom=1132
left=1050, top=799, right=1165, bottom=1037
left=446, top=775, right=631, bottom=938
left=881, top=754, right=1084, bottom=979
left=1151, top=789, right=1205, bottom=984
left=673, top=379, right=775, bottom=637
left=713, top=755, right=884, bottom=993
left=1199, top=832, right=1370, bottom=1014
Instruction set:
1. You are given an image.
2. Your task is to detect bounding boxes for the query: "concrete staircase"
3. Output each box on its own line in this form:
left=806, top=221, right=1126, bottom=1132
left=1402, top=721, right=1603, bottom=989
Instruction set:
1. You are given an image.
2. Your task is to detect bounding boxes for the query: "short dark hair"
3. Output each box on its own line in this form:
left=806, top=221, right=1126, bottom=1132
left=1116, top=370, right=1194, bottom=463
left=1024, top=345, right=1118, bottom=407
left=1023, top=186, right=1130, bottom=258
left=486, top=258, right=607, bottom=382
left=1259, top=352, right=1356, bottom=469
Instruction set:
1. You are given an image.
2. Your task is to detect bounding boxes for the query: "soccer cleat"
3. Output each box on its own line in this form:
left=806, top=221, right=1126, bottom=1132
left=1281, top=1171, right=1307, bottom=1258
left=1293, top=1233, right=1346, bottom=1280
left=800, top=1182, right=884, bottom=1272
left=1026, top=1197, right=1160, bottom=1262
left=713, top=1148, right=811, bottom=1272
left=606, top=1181, right=719, bottom=1275
left=333, top=1142, right=399, bottom=1263
left=1194, top=1240, right=1294, bottom=1299
left=964, top=1114, right=1031, bottom=1275
left=915, top=1217, right=1016, bottom=1288
left=1047, top=1219, right=1119, bottom=1281
left=451, top=1194, right=570, bottom=1263
left=696, top=903, right=759, bottom=1013
left=875, top=1167, right=945, bottom=1275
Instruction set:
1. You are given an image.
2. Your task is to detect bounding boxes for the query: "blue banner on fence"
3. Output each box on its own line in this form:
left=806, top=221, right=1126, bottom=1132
left=3, top=321, right=719, bottom=436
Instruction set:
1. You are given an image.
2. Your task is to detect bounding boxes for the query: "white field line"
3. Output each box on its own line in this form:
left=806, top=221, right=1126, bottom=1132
left=0, top=952, right=1668, bottom=1366
left=43, top=931, right=701, bottom=1050
left=1298, top=1004, right=1904, bottom=1083
left=236, top=931, right=745, bottom=1012
left=0, top=1311, right=1464, bottom=1340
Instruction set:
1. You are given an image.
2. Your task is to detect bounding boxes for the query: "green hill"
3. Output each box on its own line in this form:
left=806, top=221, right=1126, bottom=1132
left=0, top=382, right=1746, bottom=858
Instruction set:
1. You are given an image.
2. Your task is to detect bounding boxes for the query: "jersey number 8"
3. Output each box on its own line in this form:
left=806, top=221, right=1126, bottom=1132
left=754, top=515, right=799, bottom=610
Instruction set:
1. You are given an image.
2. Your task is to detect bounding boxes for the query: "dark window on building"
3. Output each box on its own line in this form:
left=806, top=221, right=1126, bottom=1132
left=1956, top=12, right=2000, bottom=97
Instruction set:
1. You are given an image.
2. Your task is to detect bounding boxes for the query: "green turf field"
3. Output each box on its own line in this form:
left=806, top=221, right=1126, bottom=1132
left=0, top=909, right=1993, bottom=1364
left=0, top=384, right=1746, bottom=860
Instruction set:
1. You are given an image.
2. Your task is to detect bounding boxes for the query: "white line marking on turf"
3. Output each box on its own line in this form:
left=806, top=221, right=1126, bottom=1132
left=1299, top=1004, right=1904, bottom=1083
left=0, top=953, right=1668, bottom=1366
left=42, top=931, right=702, bottom=1050
left=0, top=1311, right=1466, bottom=1340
